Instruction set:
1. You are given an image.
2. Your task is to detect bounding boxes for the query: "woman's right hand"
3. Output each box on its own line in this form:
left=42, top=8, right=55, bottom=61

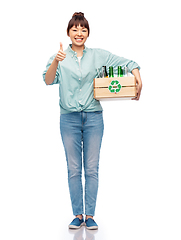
left=55, top=42, right=66, bottom=62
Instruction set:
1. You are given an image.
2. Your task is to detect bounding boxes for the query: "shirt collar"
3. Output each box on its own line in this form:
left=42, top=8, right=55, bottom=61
left=68, top=44, right=88, bottom=56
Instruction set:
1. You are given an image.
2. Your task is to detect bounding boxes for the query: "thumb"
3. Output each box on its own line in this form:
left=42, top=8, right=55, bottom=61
left=60, top=42, right=63, bottom=51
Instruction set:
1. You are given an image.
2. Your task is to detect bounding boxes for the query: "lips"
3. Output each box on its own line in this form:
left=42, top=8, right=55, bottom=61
left=75, top=38, right=83, bottom=42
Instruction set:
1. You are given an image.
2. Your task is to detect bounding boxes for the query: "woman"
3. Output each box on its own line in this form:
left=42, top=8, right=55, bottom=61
left=43, top=12, right=142, bottom=230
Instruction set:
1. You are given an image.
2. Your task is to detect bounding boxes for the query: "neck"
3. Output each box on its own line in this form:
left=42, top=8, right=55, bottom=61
left=71, top=44, right=84, bottom=57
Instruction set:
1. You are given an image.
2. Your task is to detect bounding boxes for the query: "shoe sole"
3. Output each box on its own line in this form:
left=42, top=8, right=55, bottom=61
left=85, top=225, right=98, bottom=230
left=69, top=222, right=85, bottom=229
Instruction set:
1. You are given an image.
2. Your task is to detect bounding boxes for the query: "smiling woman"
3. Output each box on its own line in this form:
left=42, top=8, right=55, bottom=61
left=67, top=12, right=90, bottom=36
left=68, top=25, right=89, bottom=55
left=43, top=11, right=142, bottom=230
left=67, top=13, right=89, bottom=57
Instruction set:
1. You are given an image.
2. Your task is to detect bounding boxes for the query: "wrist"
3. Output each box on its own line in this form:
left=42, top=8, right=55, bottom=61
left=54, top=57, right=59, bottom=64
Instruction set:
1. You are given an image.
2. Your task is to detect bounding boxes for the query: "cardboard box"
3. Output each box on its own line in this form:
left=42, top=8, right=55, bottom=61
left=94, top=76, right=137, bottom=100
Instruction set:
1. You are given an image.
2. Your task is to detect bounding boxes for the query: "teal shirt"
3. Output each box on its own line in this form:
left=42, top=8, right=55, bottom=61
left=43, top=44, right=140, bottom=114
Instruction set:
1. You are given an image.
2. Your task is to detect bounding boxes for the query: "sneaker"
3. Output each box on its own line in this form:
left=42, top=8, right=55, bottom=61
left=68, top=217, right=84, bottom=229
left=85, top=218, right=98, bottom=230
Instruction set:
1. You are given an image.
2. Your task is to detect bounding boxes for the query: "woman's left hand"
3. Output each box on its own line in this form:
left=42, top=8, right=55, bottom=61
left=131, top=68, right=142, bottom=101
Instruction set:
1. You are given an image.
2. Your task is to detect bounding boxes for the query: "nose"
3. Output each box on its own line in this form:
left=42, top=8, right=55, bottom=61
left=77, top=30, right=82, bottom=36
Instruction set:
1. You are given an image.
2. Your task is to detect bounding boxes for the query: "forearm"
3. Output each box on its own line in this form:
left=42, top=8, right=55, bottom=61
left=45, top=58, right=59, bottom=85
left=132, top=68, right=142, bottom=85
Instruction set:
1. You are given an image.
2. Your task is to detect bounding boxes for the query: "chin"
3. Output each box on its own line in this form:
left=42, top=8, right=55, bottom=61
left=74, top=42, right=85, bottom=47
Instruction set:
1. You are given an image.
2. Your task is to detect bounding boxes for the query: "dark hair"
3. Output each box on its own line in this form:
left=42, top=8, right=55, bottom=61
left=67, top=12, right=90, bottom=36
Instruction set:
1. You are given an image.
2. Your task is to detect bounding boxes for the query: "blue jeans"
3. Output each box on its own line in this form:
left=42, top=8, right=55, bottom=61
left=60, top=111, right=104, bottom=216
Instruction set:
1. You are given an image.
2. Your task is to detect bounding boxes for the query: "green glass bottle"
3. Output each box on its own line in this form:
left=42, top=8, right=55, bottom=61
left=109, top=66, right=114, bottom=77
left=118, top=66, right=123, bottom=77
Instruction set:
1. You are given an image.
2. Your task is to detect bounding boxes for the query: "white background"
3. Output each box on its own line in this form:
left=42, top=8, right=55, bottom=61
left=0, top=0, right=181, bottom=239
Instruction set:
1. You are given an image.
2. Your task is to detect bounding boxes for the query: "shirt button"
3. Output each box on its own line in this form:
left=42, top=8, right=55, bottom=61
left=79, top=78, right=81, bottom=81
left=80, top=89, right=81, bottom=92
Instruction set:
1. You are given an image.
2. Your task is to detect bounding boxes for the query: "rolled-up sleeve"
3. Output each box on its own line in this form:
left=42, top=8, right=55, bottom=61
left=42, top=54, right=60, bottom=85
left=105, top=51, right=140, bottom=74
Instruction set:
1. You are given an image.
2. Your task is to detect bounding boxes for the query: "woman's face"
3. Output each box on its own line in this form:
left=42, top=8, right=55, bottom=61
left=68, top=24, right=89, bottom=47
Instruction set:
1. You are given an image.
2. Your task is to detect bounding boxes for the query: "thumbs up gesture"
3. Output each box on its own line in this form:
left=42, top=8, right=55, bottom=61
left=55, top=42, right=66, bottom=62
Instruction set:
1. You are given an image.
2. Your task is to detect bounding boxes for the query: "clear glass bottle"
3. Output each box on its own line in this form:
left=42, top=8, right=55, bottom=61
left=102, top=66, right=108, bottom=78
left=123, top=66, right=128, bottom=76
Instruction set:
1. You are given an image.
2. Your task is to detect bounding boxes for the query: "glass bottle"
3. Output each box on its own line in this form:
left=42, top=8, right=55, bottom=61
left=102, top=66, right=108, bottom=78
left=118, top=66, right=123, bottom=77
left=123, top=66, right=128, bottom=76
left=109, top=66, right=114, bottom=77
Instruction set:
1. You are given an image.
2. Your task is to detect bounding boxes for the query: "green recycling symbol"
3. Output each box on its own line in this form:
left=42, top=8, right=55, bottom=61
left=108, top=80, right=122, bottom=93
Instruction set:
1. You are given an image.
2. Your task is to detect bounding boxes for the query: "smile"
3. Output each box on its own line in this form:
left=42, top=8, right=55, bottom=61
left=75, top=38, right=83, bottom=42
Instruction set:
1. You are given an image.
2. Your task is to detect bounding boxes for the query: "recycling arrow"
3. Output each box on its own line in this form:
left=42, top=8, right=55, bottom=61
left=108, top=80, right=122, bottom=93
